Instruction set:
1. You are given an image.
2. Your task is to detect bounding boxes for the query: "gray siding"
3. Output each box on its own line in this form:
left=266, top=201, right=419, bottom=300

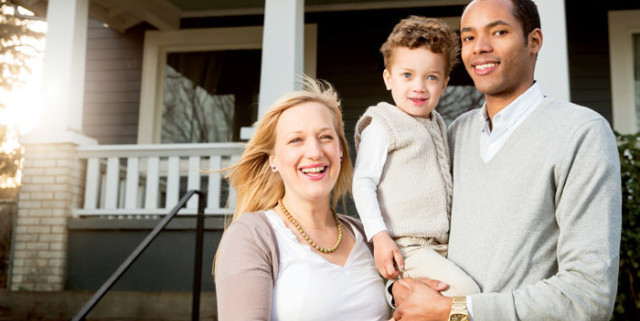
left=566, top=0, right=640, bottom=125
left=82, top=19, right=148, bottom=144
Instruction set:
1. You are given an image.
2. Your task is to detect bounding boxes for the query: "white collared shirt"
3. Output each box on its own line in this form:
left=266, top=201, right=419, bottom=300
left=478, top=82, right=545, bottom=162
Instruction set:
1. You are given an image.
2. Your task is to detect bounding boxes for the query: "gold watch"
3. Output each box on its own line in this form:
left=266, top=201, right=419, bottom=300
left=448, top=296, right=469, bottom=321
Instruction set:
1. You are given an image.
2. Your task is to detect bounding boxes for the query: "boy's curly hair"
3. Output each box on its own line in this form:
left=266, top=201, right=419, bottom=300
left=380, top=16, right=459, bottom=75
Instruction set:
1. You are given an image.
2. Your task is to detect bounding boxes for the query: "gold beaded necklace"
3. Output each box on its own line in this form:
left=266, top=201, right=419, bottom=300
left=278, top=199, right=343, bottom=253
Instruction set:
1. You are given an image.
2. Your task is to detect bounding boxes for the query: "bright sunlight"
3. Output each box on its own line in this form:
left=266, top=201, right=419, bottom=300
left=0, top=3, right=46, bottom=190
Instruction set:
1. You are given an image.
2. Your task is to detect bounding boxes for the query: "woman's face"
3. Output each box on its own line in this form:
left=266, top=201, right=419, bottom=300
left=269, top=101, right=343, bottom=203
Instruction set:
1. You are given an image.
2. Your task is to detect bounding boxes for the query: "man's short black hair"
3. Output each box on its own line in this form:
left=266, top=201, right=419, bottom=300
left=510, top=0, right=541, bottom=38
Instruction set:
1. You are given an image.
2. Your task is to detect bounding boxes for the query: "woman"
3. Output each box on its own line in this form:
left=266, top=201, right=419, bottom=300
left=214, top=78, right=389, bottom=321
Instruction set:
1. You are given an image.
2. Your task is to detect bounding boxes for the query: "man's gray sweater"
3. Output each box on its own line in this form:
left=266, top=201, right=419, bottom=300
left=447, top=98, right=622, bottom=321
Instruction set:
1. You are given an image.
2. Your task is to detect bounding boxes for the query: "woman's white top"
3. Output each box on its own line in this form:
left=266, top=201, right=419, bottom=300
left=265, top=210, right=389, bottom=321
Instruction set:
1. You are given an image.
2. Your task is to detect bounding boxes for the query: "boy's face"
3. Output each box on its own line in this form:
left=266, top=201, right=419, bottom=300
left=383, top=47, right=449, bottom=118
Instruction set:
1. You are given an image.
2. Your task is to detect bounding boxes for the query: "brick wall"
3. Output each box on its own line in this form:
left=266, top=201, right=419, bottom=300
left=10, top=143, right=84, bottom=291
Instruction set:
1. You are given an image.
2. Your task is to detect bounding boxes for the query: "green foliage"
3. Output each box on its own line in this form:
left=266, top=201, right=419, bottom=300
left=0, top=124, right=22, bottom=178
left=613, top=131, right=640, bottom=321
left=0, top=0, right=45, bottom=93
left=0, top=1, right=39, bottom=194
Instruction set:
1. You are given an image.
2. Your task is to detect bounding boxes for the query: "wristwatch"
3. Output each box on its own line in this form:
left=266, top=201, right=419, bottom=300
left=448, top=296, right=469, bottom=321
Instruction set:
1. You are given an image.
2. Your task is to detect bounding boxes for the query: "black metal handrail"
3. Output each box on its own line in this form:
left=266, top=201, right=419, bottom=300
left=72, top=189, right=207, bottom=321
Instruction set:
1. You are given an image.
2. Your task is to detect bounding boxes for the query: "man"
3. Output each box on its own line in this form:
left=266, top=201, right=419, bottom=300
left=391, top=0, right=622, bottom=320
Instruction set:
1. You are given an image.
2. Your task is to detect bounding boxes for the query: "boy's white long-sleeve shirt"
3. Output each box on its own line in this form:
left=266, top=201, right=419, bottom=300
left=352, top=121, right=390, bottom=241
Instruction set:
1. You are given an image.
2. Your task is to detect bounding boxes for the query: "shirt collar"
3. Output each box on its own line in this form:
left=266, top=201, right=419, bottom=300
left=476, top=82, right=545, bottom=128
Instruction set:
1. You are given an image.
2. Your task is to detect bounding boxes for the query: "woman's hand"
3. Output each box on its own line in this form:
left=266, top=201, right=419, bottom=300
left=372, top=231, right=405, bottom=279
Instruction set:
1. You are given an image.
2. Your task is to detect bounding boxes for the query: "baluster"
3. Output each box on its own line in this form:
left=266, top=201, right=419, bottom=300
left=125, top=157, right=139, bottom=210
left=145, top=157, right=160, bottom=210
left=227, top=155, right=240, bottom=209
left=166, top=156, right=180, bottom=209
left=187, top=156, right=201, bottom=209
left=104, top=157, right=119, bottom=210
left=208, top=156, right=222, bottom=212
left=84, top=158, right=100, bottom=210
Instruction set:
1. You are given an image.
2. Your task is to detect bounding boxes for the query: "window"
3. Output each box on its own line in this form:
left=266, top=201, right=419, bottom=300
left=138, top=25, right=317, bottom=143
left=609, top=10, right=640, bottom=133
left=162, top=50, right=261, bottom=142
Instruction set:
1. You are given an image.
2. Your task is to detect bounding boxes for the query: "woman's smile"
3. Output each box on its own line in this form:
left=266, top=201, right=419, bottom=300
left=300, top=164, right=329, bottom=180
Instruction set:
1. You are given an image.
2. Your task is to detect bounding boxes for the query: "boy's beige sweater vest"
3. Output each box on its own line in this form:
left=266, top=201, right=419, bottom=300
left=354, top=102, right=452, bottom=243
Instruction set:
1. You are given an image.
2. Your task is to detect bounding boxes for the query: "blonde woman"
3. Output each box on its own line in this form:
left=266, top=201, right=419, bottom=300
left=214, top=78, right=389, bottom=321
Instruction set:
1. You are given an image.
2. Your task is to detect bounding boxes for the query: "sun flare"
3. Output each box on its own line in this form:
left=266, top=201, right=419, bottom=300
left=0, top=3, right=46, bottom=135
left=0, top=3, right=46, bottom=189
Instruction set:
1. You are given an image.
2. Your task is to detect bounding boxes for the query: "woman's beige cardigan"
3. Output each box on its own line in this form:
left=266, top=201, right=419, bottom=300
left=213, top=211, right=371, bottom=321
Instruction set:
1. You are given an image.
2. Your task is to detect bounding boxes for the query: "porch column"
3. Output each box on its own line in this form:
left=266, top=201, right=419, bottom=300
left=258, top=0, right=305, bottom=116
left=242, top=0, right=304, bottom=139
left=535, top=0, right=570, bottom=101
left=11, top=0, right=95, bottom=291
left=39, top=0, right=89, bottom=134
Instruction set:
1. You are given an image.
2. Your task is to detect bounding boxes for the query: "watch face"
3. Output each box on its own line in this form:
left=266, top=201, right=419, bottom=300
left=449, top=314, right=469, bottom=321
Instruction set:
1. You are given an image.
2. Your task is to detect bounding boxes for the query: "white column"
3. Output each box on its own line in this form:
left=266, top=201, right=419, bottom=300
left=258, top=0, right=305, bottom=116
left=11, top=0, right=95, bottom=291
left=535, top=0, right=570, bottom=101
left=26, top=0, right=93, bottom=144
left=241, top=0, right=305, bottom=140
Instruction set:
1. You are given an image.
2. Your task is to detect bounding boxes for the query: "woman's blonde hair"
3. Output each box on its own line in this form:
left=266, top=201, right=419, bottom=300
left=225, top=77, right=353, bottom=222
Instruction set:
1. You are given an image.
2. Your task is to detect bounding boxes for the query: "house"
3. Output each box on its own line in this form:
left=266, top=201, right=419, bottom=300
left=8, top=0, right=639, bottom=303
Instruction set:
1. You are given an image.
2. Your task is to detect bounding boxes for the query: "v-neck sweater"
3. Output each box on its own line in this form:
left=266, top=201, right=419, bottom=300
left=447, top=98, right=622, bottom=320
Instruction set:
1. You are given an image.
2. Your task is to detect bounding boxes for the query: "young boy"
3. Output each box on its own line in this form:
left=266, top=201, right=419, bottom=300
left=353, top=16, right=479, bottom=296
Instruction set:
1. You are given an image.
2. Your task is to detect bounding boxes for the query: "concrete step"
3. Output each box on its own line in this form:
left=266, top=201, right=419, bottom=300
left=0, top=290, right=217, bottom=321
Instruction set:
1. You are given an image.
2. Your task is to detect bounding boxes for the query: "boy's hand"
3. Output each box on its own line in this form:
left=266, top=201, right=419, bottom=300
left=372, top=231, right=405, bottom=279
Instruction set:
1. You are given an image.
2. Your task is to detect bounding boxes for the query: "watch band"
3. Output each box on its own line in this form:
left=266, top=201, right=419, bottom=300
left=448, top=296, right=469, bottom=321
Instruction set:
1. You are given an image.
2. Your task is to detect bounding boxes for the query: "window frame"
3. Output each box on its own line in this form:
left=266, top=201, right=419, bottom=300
left=138, top=25, right=317, bottom=143
left=609, top=10, right=640, bottom=134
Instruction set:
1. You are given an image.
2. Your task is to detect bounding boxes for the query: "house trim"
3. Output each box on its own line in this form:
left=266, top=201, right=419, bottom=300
left=67, top=216, right=227, bottom=230
left=180, top=0, right=469, bottom=18
left=608, top=9, right=640, bottom=134
left=137, top=25, right=317, bottom=144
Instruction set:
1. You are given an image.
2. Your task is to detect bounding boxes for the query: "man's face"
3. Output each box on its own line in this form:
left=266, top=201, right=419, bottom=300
left=460, top=0, right=541, bottom=103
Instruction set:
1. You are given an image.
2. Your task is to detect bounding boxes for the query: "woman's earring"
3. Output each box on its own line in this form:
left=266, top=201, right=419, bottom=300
left=271, top=166, right=277, bottom=172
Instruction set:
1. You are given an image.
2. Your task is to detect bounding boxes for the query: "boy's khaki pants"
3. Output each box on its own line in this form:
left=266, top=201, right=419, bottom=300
left=396, top=236, right=480, bottom=296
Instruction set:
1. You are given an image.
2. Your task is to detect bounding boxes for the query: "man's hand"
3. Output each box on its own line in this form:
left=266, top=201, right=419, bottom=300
left=372, top=231, right=405, bottom=279
left=392, top=278, right=452, bottom=321
left=392, top=277, right=448, bottom=307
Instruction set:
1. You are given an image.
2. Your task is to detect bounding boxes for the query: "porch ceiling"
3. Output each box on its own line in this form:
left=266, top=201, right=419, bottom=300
left=14, top=0, right=469, bottom=32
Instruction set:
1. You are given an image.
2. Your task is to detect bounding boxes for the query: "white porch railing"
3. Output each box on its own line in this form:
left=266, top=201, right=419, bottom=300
left=73, top=143, right=245, bottom=217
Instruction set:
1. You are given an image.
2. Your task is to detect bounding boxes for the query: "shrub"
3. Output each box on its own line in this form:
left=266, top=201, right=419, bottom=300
left=613, top=131, right=640, bottom=321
